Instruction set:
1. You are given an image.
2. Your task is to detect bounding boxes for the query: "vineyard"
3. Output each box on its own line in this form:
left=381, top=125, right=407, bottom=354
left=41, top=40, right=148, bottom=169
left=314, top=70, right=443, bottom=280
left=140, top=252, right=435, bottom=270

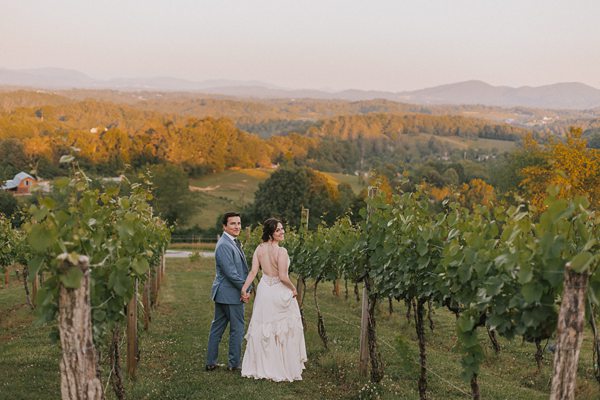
left=2, top=258, right=600, bottom=399
left=240, top=187, right=600, bottom=400
left=1, top=158, right=170, bottom=400
left=3, top=167, right=600, bottom=398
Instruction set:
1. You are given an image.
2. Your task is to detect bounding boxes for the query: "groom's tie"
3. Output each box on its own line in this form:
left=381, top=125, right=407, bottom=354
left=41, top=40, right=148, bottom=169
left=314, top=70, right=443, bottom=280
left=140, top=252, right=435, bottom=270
left=234, top=238, right=243, bottom=252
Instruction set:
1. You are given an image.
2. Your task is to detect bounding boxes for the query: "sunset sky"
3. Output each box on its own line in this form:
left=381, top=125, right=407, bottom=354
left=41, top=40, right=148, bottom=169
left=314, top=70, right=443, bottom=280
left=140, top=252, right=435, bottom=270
left=2, top=0, right=599, bottom=91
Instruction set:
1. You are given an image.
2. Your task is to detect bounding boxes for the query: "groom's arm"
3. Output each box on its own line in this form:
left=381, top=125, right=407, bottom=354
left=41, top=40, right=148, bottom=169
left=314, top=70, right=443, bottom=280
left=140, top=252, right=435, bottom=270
left=215, top=245, right=245, bottom=290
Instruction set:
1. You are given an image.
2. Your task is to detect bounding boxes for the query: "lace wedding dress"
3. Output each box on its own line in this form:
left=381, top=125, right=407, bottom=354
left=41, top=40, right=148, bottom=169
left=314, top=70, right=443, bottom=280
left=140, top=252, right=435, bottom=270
left=241, top=273, right=307, bottom=381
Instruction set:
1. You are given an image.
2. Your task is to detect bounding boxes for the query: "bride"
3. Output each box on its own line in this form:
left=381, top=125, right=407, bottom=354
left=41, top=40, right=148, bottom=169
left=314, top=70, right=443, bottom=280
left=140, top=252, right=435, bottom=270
left=240, top=218, right=307, bottom=381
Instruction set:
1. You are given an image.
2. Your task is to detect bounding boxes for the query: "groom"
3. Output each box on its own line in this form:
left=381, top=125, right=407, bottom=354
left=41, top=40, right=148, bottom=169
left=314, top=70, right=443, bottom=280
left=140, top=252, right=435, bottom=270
left=206, top=212, right=250, bottom=372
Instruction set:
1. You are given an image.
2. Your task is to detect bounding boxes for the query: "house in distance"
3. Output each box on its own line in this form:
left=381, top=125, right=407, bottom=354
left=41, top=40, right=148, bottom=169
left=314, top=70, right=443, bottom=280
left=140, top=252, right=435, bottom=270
left=1, top=172, right=37, bottom=195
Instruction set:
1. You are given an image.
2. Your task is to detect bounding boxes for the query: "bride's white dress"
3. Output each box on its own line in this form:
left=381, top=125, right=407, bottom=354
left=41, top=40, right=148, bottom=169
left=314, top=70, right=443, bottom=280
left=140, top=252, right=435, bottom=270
left=241, top=274, right=307, bottom=381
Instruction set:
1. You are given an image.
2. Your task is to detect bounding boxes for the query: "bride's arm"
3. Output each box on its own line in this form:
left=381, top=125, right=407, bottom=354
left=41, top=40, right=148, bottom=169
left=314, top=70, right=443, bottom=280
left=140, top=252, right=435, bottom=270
left=241, top=247, right=260, bottom=296
left=277, top=248, right=297, bottom=296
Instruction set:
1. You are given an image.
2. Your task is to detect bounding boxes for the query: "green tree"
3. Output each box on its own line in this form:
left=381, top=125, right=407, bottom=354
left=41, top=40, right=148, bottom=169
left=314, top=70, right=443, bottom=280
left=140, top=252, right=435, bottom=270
left=0, top=139, right=28, bottom=180
left=250, top=166, right=341, bottom=228
left=149, top=164, right=199, bottom=226
left=585, top=130, right=600, bottom=149
left=487, top=150, right=543, bottom=193
left=336, top=183, right=356, bottom=214
left=443, top=167, right=460, bottom=186
left=0, top=191, right=18, bottom=219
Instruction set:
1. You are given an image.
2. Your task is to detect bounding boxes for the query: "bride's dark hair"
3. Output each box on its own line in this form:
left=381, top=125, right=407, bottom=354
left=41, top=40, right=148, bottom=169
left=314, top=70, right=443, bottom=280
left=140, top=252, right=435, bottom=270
left=262, top=218, right=282, bottom=242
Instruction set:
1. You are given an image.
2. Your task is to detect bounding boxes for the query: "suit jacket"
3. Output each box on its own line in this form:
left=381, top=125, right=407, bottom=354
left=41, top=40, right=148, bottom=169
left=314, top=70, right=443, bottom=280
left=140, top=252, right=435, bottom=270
left=211, top=234, right=249, bottom=304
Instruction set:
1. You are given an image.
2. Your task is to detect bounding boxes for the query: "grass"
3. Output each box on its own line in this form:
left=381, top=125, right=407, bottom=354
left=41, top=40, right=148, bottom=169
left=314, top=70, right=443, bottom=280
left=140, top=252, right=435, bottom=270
left=320, top=172, right=364, bottom=193
left=186, top=168, right=363, bottom=229
left=168, top=242, right=216, bottom=251
left=185, top=168, right=270, bottom=229
left=0, top=266, right=61, bottom=398
left=2, top=259, right=599, bottom=399
left=430, top=134, right=517, bottom=152
left=189, top=168, right=272, bottom=204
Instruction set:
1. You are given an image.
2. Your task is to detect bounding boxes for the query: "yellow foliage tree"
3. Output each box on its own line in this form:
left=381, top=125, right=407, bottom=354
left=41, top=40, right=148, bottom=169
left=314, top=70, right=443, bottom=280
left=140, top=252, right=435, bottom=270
left=520, top=128, right=600, bottom=209
left=429, top=185, right=452, bottom=202
left=22, top=135, right=53, bottom=160
left=459, top=178, right=496, bottom=208
left=368, top=172, right=393, bottom=202
left=416, top=182, right=452, bottom=203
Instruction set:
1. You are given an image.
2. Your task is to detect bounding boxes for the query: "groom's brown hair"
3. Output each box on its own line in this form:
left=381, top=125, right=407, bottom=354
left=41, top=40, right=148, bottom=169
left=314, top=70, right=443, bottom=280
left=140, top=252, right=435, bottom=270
left=222, top=212, right=241, bottom=226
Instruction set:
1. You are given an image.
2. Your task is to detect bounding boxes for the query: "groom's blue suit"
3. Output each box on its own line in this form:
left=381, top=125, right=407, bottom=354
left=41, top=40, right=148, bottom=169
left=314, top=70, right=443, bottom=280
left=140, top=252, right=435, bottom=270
left=206, top=233, right=249, bottom=369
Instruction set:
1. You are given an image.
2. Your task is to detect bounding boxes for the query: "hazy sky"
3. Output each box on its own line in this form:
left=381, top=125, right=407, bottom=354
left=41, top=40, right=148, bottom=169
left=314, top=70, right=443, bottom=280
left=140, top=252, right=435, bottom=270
left=2, top=0, right=599, bottom=91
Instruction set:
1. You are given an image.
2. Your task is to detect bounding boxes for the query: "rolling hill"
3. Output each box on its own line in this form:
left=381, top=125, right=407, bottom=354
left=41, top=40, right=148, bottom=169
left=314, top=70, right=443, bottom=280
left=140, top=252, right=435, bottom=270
left=186, top=168, right=364, bottom=229
left=2, top=67, right=600, bottom=109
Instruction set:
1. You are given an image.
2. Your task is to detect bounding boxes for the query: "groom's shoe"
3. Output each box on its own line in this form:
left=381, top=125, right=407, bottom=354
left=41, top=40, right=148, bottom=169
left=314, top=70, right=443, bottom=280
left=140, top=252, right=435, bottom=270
left=205, top=363, right=224, bottom=371
left=227, top=366, right=241, bottom=372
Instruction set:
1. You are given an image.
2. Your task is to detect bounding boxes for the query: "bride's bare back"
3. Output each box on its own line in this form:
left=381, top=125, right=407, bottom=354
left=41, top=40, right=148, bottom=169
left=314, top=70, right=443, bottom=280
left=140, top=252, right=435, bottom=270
left=242, top=241, right=296, bottom=296
left=253, top=243, right=287, bottom=278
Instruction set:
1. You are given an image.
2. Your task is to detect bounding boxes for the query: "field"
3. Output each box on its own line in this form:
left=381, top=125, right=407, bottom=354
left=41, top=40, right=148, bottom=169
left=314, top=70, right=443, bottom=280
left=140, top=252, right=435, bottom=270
left=186, top=168, right=363, bottom=229
left=2, top=259, right=599, bottom=399
left=181, top=133, right=513, bottom=231
left=431, top=135, right=517, bottom=152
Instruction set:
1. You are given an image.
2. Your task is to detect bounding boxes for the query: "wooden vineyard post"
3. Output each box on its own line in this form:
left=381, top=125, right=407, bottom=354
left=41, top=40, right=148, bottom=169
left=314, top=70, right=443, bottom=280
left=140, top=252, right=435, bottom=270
left=358, top=186, right=384, bottom=382
left=31, top=272, right=39, bottom=307
left=154, top=265, right=160, bottom=308
left=160, top=251, right=166, bottom=282
left=143, top=271, right=151, bottom=331
left=359, top=285, right=369, bottom=376
left=127, top=278, right=138, bottom=379
left=333, top=279, right=341, bottom=297
left=358, top=188, right=375, bottom=377
left=550, top=264, right=589, bottom=400
left=296, top=207, right=309, bottom=328
left=151, top=267, right=158, bottom=307
left=57, top=255, right=103, bottom=400
left=156, top=258, right=161, bottom=293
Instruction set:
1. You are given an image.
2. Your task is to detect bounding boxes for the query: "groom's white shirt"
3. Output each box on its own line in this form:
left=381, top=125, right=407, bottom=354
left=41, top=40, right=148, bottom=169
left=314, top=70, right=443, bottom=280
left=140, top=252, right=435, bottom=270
left=222, top=231, right=244, bottom=258
left=222, top=231, right=236, bottom=242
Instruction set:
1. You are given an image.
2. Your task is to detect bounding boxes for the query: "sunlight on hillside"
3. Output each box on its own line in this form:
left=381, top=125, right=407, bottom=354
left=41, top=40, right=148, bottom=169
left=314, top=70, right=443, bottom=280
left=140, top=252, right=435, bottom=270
left=239, top=168, right=272, bottom=179
left=186, top=168, right=363, bottom=229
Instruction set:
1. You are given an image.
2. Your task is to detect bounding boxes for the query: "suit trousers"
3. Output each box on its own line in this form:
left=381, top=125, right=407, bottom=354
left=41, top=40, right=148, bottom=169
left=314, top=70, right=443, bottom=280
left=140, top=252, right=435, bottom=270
left=206, top=302, right=245, bottom=368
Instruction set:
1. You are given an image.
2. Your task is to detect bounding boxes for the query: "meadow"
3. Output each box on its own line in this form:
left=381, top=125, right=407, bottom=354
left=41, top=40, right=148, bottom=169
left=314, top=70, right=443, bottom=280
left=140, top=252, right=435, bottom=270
left=186, top=169, right=363, bottom=230
left=2, top=258, right=599, bottom=399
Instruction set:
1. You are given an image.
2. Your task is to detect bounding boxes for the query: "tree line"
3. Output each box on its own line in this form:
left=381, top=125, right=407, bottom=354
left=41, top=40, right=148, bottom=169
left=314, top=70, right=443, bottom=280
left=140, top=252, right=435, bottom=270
left=0, top=99, right=526, bottom=180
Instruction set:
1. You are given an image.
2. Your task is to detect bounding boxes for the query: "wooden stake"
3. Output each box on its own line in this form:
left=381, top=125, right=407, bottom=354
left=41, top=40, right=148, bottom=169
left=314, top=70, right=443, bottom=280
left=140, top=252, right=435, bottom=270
left=127, top=279, right=138, bottom=379
left=333, top=279, right=341, bottom=297
left=151, top=268, right=158, bottom=307
left=300, top=207, right=309, bottom=231
left=550, top=265, right=589, bottom=400
left=358, top=186, right=381, bottom=378
left=156, top=260, right=161, bottom=293
left=31, top=272, right=39, bottom=307
left=58, top=256, right=103, bottom=399
left=142, top=272, right=151, bottom=331
left=359, top=285, right=369, bottom=376
left=297, top=207, right=309, bottom=329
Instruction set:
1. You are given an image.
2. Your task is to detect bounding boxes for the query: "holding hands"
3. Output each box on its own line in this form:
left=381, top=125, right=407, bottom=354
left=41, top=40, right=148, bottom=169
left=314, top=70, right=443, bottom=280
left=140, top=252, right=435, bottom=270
left=241, top=289, right=250, bottom=303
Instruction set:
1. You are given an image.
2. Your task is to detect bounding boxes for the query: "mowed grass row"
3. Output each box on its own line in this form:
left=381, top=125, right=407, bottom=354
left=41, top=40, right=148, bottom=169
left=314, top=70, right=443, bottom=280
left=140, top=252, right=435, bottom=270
left=1, top=258, right=600, bottom=399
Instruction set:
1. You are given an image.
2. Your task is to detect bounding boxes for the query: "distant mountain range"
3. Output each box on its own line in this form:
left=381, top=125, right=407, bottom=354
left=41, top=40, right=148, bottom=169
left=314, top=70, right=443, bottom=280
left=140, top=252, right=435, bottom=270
left=2, top=67, right=600, bottom=110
